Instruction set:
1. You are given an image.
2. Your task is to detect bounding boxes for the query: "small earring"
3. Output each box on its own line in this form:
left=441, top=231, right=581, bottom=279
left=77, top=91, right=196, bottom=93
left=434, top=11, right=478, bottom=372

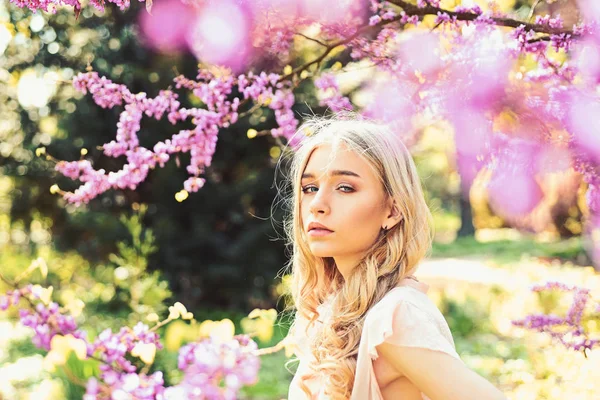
left=382, top=225, right=388, bottom=231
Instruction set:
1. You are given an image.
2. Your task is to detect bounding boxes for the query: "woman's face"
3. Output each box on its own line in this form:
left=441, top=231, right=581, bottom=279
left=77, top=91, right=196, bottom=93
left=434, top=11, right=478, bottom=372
left=300, top=142, right=397, bottom=278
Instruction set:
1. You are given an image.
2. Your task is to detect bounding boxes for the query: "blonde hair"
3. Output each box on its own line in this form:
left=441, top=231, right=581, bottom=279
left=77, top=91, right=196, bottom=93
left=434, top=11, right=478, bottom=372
left=277, top=112, right=434, bottom=399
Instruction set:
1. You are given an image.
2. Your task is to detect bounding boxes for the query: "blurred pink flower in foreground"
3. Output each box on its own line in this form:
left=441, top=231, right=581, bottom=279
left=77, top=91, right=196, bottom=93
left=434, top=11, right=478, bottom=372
left=139, top=0, right=197, bottom=54
left=536, top=144, right=572, bottom=175
left=452, top=111, right=492, bottom=158
left=445, top=29, right=513, bottom=111
left=578, top=0, right=600, bottom=25
left=573, top=38, right=600, bottom=84
left=397, top=31, right=443, bottom=78
left=487, top=139, right=544, bottom=218
left=567, top=94, right=600, bottom=164
left=488, top=170, right=544, bottom=218
left=188, top=0, right=252, bottom=72
left=299, top=0, right=359, bottom=24
left=451, top=111, right=493, bottom=192
left=362, top=79, right=417, bottom=142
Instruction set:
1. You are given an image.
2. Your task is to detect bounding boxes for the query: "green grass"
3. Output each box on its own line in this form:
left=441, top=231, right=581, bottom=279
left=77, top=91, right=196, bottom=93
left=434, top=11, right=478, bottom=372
left=431, top=235, right=586, bottom=265
left=239, top=316, right=295, bottom=399
left=240, top=351, right=294, bottom=399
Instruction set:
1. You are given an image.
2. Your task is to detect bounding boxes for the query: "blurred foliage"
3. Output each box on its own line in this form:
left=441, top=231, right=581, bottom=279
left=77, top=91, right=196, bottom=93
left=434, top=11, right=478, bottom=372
left=0, top=207, right=296, bottom=398
left=0, top=207, right=172, bottom=396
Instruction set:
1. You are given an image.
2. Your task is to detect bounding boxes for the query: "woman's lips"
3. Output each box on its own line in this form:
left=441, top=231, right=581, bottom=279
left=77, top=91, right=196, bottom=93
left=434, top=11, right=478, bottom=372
left=308, top=228, right=333, bottom=237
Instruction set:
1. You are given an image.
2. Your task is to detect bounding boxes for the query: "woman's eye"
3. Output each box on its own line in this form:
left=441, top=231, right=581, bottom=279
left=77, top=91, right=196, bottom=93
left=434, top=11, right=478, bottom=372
left=301, top=185, right=354, bottom=193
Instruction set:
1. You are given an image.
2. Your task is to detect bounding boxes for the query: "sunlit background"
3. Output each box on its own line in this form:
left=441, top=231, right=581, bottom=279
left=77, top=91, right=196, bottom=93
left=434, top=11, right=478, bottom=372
left=1, top=0, right=599, bottom=398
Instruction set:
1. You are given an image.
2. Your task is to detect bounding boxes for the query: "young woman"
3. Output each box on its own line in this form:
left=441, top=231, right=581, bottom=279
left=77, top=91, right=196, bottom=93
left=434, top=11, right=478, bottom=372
left=281, top=115, right=506, bottom=399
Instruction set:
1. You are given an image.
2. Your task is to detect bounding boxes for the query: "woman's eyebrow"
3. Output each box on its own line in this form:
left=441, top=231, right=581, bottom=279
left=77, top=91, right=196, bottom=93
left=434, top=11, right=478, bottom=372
left=301, top=169, right=362, bottom=179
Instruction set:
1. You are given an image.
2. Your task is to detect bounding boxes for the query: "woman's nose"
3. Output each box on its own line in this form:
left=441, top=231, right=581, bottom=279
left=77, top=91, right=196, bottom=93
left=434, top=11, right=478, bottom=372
left=309, top=188, right=330, bottom=215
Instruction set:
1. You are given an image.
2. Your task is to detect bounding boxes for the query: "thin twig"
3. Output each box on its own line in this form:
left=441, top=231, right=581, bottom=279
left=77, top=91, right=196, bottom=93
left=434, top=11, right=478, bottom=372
left=528, top=0, right=544, bottom=22
left=294, top=32, right=328, bottom=47
left=149, top=316, right=175, bottom=333
left=237, top=101, right=264, bottom=120
left=251, top=337, right=288, bottom=356
left=0, top=271, right=14, bottom=287
left=279, top=13, right=406, bottom=82
left=430, top=20, right=444, bottom=32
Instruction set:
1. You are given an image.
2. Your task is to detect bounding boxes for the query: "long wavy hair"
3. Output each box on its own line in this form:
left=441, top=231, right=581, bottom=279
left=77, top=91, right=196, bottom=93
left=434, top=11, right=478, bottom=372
left=278, top=112, right=434, bottom=399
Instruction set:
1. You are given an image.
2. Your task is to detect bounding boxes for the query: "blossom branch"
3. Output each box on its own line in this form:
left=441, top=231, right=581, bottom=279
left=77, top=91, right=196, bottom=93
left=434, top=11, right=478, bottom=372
left=386, top=0, right=576, bottom=36
left=281, top=12, right=406, bottom=81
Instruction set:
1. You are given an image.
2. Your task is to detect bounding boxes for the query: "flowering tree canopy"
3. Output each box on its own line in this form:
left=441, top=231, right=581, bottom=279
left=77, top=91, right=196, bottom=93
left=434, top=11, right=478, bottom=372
left=12, top=0, right=598, bottom=265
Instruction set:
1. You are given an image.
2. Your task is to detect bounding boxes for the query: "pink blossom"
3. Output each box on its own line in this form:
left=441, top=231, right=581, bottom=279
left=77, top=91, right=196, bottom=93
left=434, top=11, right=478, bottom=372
left=187, top=0, right=252, bottom=72
left=139, top=0, right=197, bottom=54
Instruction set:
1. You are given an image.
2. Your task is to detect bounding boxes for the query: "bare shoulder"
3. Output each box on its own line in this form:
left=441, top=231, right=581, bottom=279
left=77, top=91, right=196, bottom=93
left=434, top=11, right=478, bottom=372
left=369, top=287, right=506, bottom=400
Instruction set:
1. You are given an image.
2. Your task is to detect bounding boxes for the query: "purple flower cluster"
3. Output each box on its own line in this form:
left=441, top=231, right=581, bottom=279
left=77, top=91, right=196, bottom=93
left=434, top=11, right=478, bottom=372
left=417, top=0, right=441, bottom=8
left=510, top=25, right=549, bottom=54
left=566, top=288, right=591, bottom=325
left=350, top=27, right=402, bottom=68
left=73, top=72, right=128, bottom=109
left=9, top=0, right=81, bottom=13
left=20, top=303, right=83, bottom=350
left=90, top=322, right=162, bottom=372
left=55, top=73, right=185, bottom=205
left=513, top=283, right=600, bottom=353
left=58, top=66, right=307, bottom=204
left=510, top=16, right=573, bottom=56
left=435, top=12, right=455, bottom=25
left=162, top=334, right=260, bottom=400
left=9, top=0, right=143, bottom=14
left=454, top=5, right=483, bottom=15
left=236, top=71, right=302, bottom=148
left=530, top=281, right=576, bottom=292
left=1, top=285, right=83, bottom=351
left=314, top=73, right=353, bottom=113
left=352, top=3, right=425, bottom=66
left=84, top=372, right=165, bottom=400
left=267, top=27, right=297, bottom=56
left=2, top=281, right=264, bottom=399
left=535, top=14, right=565, bottom=30
left=90, top=0, right=143, bottom=12
left=0, top=287, right=24, bottom=310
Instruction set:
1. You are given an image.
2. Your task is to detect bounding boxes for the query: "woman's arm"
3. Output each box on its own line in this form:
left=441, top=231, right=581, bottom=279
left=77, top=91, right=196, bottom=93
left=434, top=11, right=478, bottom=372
left=376, top=343, right=507, bottom=400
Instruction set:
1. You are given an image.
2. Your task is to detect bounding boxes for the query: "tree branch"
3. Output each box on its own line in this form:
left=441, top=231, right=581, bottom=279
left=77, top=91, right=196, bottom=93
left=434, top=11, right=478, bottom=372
left=280, top=12, right=407, bottom=82
left=294, top=32, right=328, bottom=47
left=387, top=0, right=576, bottom=36
left=281, top=0, right=578, bottom=84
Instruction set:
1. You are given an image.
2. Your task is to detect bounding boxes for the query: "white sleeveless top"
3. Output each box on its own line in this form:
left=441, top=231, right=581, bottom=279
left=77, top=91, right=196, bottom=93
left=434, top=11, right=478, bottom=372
left=287, top=278, right=462, bottom=399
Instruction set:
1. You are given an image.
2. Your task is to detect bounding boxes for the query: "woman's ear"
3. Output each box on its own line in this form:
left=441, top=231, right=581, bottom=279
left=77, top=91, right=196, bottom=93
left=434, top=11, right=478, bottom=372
left=383, top=199, right=403, bottom=230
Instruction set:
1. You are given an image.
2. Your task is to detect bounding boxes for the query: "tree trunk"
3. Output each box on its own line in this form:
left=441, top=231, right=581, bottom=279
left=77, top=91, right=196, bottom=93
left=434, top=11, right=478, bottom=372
left=457, top=193, right=475, bottom=237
